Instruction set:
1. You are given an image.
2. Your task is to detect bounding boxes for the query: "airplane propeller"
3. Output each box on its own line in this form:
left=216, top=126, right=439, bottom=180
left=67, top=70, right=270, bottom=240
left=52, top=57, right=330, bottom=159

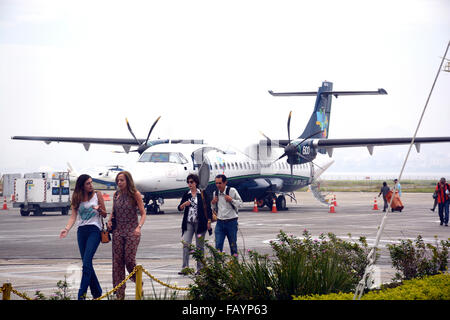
left=267, top=111, right=324, bottom=178
left=125, top=116, right=161, bottom=154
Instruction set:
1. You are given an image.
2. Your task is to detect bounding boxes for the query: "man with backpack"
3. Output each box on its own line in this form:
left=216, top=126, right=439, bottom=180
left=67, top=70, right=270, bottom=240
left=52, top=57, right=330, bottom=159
left=211, top=174, right=242, bottom=256
left=436, top=177, right=449, bottom=226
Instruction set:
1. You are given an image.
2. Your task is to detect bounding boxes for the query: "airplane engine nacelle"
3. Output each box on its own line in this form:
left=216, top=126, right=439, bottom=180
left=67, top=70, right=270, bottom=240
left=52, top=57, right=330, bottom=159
left=287, top=140, right=317, bottom=165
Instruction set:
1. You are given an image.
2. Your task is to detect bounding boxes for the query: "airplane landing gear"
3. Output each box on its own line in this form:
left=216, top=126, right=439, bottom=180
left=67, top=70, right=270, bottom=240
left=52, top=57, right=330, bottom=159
left=276, top=195, right=287, bottom=211
left=261, top=194, right=288, bottom=211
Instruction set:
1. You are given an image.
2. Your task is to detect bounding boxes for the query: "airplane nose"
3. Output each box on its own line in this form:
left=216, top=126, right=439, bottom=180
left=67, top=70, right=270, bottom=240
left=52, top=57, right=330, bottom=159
left=129, top=166, right=151, bottom=192
left=133, top=175, right=147, bottom=191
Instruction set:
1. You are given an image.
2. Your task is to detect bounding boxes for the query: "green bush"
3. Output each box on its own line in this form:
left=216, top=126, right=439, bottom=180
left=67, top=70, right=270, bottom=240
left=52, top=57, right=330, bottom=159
left=293, top=273, right=450, bottom=300
left=187, top=230, right=370, bottom=300
left=270, top=230, right=370, bottom=299
left=387, top=235, right=450, bottom=280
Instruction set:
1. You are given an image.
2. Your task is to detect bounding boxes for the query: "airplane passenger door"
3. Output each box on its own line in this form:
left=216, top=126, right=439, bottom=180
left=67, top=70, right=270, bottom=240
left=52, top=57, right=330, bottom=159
left=198, top=161, right=210, bottom=190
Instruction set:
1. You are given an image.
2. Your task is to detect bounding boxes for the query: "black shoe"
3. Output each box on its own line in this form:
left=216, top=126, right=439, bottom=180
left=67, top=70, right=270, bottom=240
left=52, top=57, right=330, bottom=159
left=430, top=209, right=435, bottom=212
left=445, top=224, right=449, bottom=227
left=440, top=222, right=443, bottom=226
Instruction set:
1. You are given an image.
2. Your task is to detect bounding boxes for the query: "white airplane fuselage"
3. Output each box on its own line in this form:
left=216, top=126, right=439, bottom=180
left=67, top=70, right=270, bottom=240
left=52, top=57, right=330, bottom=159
left=127, top=143, right=331, bottom=211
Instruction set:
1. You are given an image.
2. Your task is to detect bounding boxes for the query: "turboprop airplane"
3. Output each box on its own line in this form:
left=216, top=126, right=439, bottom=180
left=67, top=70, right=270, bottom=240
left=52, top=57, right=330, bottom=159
left=67, top=162, right=123, bottom=188
left=12, top=81, right=450, bottom=214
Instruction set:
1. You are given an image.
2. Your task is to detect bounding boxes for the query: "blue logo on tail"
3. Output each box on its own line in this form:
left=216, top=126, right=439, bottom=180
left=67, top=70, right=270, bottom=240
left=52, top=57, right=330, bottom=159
left=315, top=108, right=328, bottom=138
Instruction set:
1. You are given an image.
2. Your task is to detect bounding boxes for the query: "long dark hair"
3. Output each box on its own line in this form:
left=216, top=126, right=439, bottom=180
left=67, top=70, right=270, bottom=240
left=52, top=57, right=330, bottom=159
left=71, top=174, right=93, bottom=210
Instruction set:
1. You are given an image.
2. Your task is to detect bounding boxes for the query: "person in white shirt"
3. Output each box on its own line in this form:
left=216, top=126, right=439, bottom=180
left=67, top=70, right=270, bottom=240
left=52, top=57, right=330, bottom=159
left=59, top=174, right=106, bottom=299
left=211, top=174, right=242, bottom=256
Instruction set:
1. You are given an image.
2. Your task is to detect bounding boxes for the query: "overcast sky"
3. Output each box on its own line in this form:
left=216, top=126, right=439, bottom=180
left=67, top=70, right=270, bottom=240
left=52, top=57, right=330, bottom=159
left=0, top=0, right=449, bottom=178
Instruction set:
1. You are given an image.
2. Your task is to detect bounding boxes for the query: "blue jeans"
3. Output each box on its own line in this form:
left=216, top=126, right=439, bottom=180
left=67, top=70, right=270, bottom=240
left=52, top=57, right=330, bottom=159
left=438, top=200, right=449, bottom=225
left=77, top=225, right=102, bottom=300
left=214, top=219, right=238, bottom=256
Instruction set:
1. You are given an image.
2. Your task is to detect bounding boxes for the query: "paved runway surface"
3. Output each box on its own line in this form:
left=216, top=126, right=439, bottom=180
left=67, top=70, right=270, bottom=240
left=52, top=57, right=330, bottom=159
left=0, top=191, right=447, bottom=299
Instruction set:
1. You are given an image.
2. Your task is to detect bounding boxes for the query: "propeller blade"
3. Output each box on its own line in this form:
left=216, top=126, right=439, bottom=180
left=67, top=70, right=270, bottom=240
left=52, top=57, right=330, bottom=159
left=287, top=111, right=292, bottom=142
left=145, top=116, right=161, bottom=144
left=259, top=131, right=272, bottom=143
left=298, top=129, right=323, bottom=145
left=126, top=118, right=140, bottom=145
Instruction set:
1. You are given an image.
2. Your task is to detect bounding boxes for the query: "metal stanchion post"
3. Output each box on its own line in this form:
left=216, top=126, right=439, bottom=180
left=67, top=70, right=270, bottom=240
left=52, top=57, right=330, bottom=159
left=135, top=265, right=143, bottom=300
left=2, top=283, right=12, bottom=300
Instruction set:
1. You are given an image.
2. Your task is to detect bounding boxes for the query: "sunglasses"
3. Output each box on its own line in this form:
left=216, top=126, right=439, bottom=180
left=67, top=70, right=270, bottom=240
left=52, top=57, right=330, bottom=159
left=187, top=180, right=195, bottom=184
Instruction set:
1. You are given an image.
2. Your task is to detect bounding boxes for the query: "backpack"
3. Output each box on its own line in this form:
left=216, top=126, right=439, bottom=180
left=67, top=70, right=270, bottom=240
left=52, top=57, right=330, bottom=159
left=214, top=186, right=237, bottom=213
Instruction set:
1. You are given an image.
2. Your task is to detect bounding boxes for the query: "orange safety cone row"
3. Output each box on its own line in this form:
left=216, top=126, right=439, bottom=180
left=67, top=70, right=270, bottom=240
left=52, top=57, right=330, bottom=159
left=372, top=197, right=379, bottom=210
left=2, top=197, right=8, bottom=210
left=271, top=198, right=278, bottom=213
left=329, top=202, right=336, bottom=213
left=253, top=198, right=259, bottom=212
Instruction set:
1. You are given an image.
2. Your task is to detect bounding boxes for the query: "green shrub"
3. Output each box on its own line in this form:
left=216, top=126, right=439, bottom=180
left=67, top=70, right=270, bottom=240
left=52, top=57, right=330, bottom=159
left=387, top=235, right=450, bottom=280
left=270, top=230, right=370, bottom=299
left=294, top=273, right=450, bottom=300
left=187, top=230, right=370, bottom=300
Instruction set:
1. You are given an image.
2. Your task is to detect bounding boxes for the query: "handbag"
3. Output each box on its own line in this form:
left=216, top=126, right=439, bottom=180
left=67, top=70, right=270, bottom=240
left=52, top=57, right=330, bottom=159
left=100, top=218, right=111, bottom=243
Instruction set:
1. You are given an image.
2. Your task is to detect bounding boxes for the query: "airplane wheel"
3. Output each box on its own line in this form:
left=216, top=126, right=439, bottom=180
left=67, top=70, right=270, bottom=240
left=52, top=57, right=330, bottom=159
left=276, top=195, right=287, bottom=211
left=20, top=209, right=30, bottom=216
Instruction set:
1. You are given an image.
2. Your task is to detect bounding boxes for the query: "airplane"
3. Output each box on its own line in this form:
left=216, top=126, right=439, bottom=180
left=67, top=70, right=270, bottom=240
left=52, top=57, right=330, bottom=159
left=67, top=162, right=123, bottom=188
left=12, top=81, right=450, bottom=214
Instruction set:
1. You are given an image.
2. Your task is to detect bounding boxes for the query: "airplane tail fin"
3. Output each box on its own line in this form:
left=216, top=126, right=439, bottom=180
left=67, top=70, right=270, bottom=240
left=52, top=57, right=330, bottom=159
left=299, top=81, right=333, bottom=141
left=269, top=81, right=387, bottom=154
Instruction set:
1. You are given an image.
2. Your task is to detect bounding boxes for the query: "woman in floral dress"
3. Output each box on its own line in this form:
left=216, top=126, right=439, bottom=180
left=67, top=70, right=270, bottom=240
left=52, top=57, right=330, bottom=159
left=107, top=171, right=146, bottom=299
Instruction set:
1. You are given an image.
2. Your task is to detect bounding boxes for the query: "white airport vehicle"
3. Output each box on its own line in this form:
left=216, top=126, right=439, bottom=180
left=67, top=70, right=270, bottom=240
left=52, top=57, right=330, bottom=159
left=13, top=172, right=71, bottom=216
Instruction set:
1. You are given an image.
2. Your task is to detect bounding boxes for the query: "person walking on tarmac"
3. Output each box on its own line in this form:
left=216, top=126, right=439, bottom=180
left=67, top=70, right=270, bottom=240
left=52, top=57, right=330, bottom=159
left=177, top=173, right=212, bottom=275
left=107, top=171, right=146, bottom=299
left=211, top=174, right=242, bottom=256
left=394, top=179, right=402, bottom=197
left=378, top=181, right=390, bottom=212
left=435, top=177, right=449, bottom=226
left=59, top=174, right=106, bottom=300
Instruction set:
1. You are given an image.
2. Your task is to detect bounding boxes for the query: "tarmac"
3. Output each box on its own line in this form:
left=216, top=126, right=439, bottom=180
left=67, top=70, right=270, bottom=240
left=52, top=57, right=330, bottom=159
left=0, top=191, right=447, bottom=300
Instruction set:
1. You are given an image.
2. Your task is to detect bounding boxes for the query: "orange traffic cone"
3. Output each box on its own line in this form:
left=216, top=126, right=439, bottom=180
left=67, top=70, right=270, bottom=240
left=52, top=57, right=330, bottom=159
left=373, top=197, right=379, bottom=210
left=253, top=198, right=259, bottom=212
left=329, top=202, right=335, bottom=213
left=333, top=194, right=338, bottom=206
left=271, top=198, right=278, bottom=213
left=2, top=197, right=8, bottom=210
left=102, top=193, right=111, bottom=201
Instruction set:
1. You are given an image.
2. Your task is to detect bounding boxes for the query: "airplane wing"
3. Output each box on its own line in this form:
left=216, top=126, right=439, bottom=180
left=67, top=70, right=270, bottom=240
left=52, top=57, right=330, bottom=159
left=314, top=136, right=450, bottom=156
left=11, top=136, right=204, bottom=153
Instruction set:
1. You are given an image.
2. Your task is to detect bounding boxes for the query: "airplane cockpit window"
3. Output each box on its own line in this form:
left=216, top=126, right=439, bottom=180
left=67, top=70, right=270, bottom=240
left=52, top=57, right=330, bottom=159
left=139, top=152, right=189, bottom=164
